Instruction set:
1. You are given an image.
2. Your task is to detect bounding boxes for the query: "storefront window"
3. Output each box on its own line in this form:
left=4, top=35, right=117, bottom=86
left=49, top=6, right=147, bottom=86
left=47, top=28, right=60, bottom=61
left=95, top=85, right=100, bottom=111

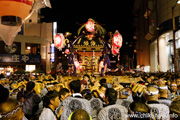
left=26, top=65, right=35, bottom=72
left=175, top=30, right=180, bottom=49
left=25, top=43, right=40, bottom=55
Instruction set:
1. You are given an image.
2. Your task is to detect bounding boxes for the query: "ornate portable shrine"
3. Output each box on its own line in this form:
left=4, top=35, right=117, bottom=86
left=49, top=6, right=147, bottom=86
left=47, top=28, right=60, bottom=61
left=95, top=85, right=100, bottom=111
left=55, top=18, right=123, bottom=76
left=73, top=31, right=104, bottom=75
left=72, top=18, right=107, bottom=76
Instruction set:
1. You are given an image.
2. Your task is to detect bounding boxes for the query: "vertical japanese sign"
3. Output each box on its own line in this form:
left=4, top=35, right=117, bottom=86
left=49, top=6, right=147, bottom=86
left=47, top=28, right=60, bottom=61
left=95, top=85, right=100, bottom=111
left=53, top=22, right=57, bottom=39
left=51, top=43, right=55, bottom=62
left=51, top=22, right=57, bottom=62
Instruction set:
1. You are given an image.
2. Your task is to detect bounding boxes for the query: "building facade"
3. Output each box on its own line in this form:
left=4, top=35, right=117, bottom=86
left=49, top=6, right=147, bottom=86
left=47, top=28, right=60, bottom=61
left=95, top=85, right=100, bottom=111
left=133, top=0, right=180, bottom=72
left=0, top=12, right=53, bottom=74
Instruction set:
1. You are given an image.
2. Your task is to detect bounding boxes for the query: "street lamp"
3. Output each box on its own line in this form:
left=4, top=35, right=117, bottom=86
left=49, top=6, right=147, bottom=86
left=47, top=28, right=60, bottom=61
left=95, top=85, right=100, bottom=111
left=172, top=0, right=180, bottom=73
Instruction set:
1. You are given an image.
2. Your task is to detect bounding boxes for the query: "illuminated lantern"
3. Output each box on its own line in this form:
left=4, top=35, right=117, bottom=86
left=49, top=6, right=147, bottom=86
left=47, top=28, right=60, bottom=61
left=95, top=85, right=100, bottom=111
left=112, top=30, right=123, bottom=55
left=113, top=30, right=123, bottom=48
left=54, top=33, right=65, bottom=50
left=85, top=18, right=95, bottom=32
left=0, top=0, right=34, bottom=20
left=0, top=0, right=51, bottom=45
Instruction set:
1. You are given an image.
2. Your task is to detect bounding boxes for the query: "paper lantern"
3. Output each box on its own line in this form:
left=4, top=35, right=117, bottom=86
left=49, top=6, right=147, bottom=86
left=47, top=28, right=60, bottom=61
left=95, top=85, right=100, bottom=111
left=113, top=30, right=123, bottom=48
left=85, top=18, right=95, bottom=32
left=0, top=0, right=34, bottom=20
left=112, top=30, right=123, bottom=55
left=0, top=0, right=51, bottom=45
left=54, top=33, right=65, bottom=50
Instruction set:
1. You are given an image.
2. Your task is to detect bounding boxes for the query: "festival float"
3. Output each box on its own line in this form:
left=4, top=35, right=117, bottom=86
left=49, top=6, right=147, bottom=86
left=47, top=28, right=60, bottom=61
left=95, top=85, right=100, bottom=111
left=54, top=18, right=123, bottom=77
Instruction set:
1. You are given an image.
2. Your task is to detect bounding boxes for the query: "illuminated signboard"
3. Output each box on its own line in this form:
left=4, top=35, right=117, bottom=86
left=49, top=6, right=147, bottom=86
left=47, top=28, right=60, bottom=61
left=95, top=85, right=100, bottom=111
left=51, top=22, right=57, bottom=62
left=51, top=43, right=55, bottom=62
left=0, top=54, right=41, bottom=63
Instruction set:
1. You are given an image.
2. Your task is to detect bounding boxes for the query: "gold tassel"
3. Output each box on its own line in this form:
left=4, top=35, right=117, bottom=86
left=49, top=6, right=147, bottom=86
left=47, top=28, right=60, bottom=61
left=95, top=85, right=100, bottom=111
left=77, top=38, right=82, bottom=44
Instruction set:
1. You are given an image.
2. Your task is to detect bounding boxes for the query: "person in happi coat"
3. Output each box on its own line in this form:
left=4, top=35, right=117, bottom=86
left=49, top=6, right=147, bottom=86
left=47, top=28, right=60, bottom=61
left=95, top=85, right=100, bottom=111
left=158, top=84, right=171, bottom=106
left=98, top=88, right=128, bottom=120
left=145, top=86, right=170, bottom=120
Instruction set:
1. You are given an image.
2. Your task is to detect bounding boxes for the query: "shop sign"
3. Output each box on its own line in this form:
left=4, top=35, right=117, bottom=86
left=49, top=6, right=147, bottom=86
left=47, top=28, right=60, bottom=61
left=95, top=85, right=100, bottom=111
left=0, top=54, right=41, bottom=63
left=51, top=43, right=55, bottom=62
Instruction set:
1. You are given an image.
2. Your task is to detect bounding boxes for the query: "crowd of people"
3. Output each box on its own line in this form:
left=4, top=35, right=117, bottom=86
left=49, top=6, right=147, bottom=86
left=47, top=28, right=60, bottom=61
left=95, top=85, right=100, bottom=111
left=0, top=72, right=180, bottom=120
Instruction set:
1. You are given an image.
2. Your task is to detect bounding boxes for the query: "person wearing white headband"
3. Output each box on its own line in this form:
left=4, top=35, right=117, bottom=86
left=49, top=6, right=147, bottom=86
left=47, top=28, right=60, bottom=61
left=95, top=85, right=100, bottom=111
left=146, top=86, right=170, bottom=120
left=158, top=78, right=167, bottom=86
left=0, top=99, right=28, bottom=120
left=46, top=83, right=55, bottom=91
left=168, top=82, right=180, bottom=101
left=158, top=85, right=171, bottom=106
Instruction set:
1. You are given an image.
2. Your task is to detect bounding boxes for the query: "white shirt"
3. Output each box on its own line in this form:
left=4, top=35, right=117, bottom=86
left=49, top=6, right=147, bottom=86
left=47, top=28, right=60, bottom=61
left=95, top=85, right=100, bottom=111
left=22, top=116, right=28, bottom=120
left=148, top=103, right=170, bottom=120
left=98, top=104, right=128, bottom=120
left=89, top=98, right=103, bottom=120
left=39, top=108, right=57, bottom=120
left=61, top=97, right=91, bottom=120
left=158, top=99, right=171, bottom=106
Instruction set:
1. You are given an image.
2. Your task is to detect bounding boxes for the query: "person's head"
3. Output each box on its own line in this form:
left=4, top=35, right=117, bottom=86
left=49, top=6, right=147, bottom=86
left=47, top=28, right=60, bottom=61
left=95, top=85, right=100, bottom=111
left=59, top=88, right=70, bottom=101
left=152, top=78, right=158, bottom=85
left=0, top=99, right=24, bottom=120
left=158, top=85, right=168, bottom=98
left=99, top=78, right=107, bottom=85
left=55, top=84, right=64, bottom=92
left=129, top=101, right=151, bottom=120
left=145, top=86, right=159, bottom=102
left=46, top=83, right=55, bottom=91
left=43, top=90, right=60, bottom=109
left=80, top=80, right=87, bottom=91
left=83, top=74, right=90, bottom=82
left=176, top=78, right=180, bottom=86
left=169, top=100, right=180, bottom=120
left=99, top=84, right=107, bottom=96
left=146, top=78, right=152, bottom=84
left=69, top=109, right=92, bottom=120
left=170, top=82, right=178, bottom=92
left=69, top=80, right=81, bottom=93
left=158, top=78, right=166, bottom=85
left=105, top=88, right=117, bottom=105
left=119, top=88, right=129, bottom=99
left=167, top=79, right=172, bottom=86
left=90, top=76, right=96, bottom=84
left=26, top=81, right=35, bottom=92
left=0, top=85, right=9, bottom=103
left=81, top=89, right=92, bottom=100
